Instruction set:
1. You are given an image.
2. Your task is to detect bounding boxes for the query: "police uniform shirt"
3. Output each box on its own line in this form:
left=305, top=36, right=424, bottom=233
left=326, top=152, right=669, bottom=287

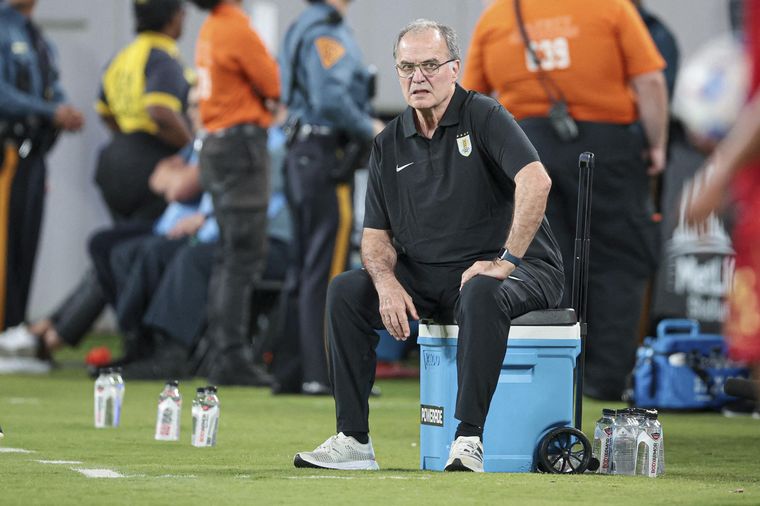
left=280, top=2, right=375, bottom=141
left=96, top=32, right=191, bottom=135
left=0, top=5, right=65, bottom=120
left=364, top=85, right=562, bottom=269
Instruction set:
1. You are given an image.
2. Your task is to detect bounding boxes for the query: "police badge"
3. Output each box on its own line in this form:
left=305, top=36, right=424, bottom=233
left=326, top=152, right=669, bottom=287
left=456, top=132, right=472, bottom=157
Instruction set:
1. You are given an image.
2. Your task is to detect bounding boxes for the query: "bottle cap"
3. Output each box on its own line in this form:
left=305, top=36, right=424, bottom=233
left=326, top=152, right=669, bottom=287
left=196, top=387, right=206, bottom=394
left=206, top=385, right=218, bottom=393
left=646, top=409, right=659, bottom=419
left=166, top=380, right=179, bottom=387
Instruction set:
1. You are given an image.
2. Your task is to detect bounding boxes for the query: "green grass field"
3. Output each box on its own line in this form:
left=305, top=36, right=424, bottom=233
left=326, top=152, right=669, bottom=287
left=1, top=334, right=758, bottom=506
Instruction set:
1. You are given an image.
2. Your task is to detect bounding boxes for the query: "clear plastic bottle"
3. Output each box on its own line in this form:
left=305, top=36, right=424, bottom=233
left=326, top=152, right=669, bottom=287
left=191, top=386, right=219, bottom=447
left=110, top=367, right=125, bottom=427
left=155, top=380, right=182, bottom=441
left=205, top=386, right=220, bottom=447
left=635, top=410, right=664, bottom=477
left=611, top=409, right=637, bottom=475
left=593, top=408, right=615, bottom=474
left=191, top=387, right=205, bottom=446
left=653, top=410, right=665, bottom=476
left=93, top=369, right=109, bottom=428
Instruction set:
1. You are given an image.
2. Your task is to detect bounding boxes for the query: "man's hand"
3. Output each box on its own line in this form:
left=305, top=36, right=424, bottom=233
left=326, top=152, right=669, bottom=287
left=375, top=277, right=419, bottom=341
left=149, top=155, right=185, bottom=195
left=645, top=145, right=667, bottom=175
left=460, top=259, right=513, bottom=291
left=53, top=104, right=84, bottom=131
left=167, top=213, right=206, bottom=239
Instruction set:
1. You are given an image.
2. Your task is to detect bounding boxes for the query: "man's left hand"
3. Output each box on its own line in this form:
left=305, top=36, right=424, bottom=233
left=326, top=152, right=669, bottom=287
left=460, top=259, right=514, bottom=290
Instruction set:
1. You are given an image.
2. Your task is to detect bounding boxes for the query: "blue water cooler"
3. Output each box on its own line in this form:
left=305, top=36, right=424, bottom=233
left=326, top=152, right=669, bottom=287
left=418, top=310, right=581, bottom=472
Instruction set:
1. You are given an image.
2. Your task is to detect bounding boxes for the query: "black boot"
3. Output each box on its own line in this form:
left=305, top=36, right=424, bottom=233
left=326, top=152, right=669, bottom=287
left=207, top=345, right=273, bottom=387
left=119, top=332, right=189, bottom=380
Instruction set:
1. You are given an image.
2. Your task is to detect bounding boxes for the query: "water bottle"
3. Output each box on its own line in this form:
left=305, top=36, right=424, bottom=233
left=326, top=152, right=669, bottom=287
left=205, top=386, right=220, bottom=447
left=191, top=386, right=219, bottom=447
left=592, top=408, right=615, bottom=474
left=653, top=411, right=665, bottom=476
left=611, top=409, right=637, bottom=475
left=93, top=369, right=109, bottom=428
left=635, top=410, right=664, bottom=477
left=155, top=380, right=182, bottom=441
left=111, top=367, right=125, bottom=427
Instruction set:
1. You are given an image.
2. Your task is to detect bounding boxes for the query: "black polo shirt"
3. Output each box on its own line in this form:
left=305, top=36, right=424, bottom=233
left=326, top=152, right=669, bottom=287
left=364, top=84, right=562, bottom=270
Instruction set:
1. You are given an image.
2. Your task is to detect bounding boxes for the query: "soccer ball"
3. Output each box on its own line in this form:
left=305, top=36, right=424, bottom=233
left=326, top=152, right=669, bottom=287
left=673, top=34, right=749, bottom=142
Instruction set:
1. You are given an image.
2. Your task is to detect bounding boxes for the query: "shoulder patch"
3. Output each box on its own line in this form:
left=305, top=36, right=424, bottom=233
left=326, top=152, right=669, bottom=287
left=314, top=36, right=346, bottom=69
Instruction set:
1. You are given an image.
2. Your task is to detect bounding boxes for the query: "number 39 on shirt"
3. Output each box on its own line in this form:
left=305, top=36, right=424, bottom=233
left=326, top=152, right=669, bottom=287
left=524, top=37, right=571, bottom=72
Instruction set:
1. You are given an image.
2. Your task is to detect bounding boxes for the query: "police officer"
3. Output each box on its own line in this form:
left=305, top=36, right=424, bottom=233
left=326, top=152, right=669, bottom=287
left=280, top=0, right=383, bottom=394
left=0, top=0, right=83, bottom=330
left=462, top=0, right=669, bottom=401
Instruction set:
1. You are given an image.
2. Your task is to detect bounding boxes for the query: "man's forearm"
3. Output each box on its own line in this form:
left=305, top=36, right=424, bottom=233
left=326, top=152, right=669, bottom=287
left=631, top=71, right=668, bottom=151
left=504, top=162, right=551, bottom=257
left=361, top=228, right=398, bottom=285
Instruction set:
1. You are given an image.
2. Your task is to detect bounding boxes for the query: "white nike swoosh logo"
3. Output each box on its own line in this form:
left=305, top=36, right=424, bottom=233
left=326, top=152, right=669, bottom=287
left=396, top=162, right=414, bottom=172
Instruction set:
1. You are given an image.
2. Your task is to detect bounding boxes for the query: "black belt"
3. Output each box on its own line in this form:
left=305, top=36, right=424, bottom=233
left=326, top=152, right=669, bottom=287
left=208, top=122, right=266, bottom=139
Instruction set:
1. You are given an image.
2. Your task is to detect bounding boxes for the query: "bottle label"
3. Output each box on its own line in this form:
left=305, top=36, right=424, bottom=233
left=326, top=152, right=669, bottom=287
left=599, top=432, right=612, bottom=474
left=155, top=398, right=181, bottom=441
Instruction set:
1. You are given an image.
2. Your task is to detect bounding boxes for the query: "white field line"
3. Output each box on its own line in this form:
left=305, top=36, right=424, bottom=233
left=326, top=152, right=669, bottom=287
left=0, top=447, right=34, bottom=453
left=7, top=397, right=40, bottom=405
left=287, top=475, right=430, bottom=480
left=72, top=468, right=125, bottom=478
left=36, top=460, right=83, bottom=465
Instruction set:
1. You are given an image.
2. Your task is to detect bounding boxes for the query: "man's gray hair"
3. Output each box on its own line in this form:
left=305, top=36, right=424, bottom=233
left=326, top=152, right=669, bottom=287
left=393, top=19, right=460, bottom=61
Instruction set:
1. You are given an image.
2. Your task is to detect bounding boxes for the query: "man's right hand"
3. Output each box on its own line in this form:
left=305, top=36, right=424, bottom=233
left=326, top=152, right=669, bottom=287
left=375, top=277, right=418, bottom=341
left=53, top=104, right=84, bottom=132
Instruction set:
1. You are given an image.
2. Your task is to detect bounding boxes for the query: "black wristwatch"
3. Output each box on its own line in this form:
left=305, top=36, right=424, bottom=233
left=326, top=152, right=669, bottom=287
left=496, top=247, right=522, bottom=267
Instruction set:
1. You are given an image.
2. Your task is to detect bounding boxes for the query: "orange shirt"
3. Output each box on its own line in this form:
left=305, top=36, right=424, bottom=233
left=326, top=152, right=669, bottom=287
left=462, top=0, right=665, bottom=124
left=195, top=4, right=280, bottom=132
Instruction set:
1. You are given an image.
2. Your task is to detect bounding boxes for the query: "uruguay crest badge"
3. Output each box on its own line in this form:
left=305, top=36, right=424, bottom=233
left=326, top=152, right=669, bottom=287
left=457, top=133, right=472, bottom=157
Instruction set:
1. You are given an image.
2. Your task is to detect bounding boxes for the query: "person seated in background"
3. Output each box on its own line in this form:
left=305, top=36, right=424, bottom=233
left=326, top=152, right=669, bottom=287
left=0, top=134, right=203, bottom=374
left=94, top=128, right=292, bottom=381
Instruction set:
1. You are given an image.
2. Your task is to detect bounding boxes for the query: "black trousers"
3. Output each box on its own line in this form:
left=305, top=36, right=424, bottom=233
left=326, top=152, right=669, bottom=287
left=88, top=223, right=155, bottom=306
left=109, top=235, right=187, bottom=334
left=519, top=119, right=659, bottom=398
left=200, top=126, right=269, bottom=354
left=3, top=152, right=45, bottom=329
left=328, top=258, right=563, bottom=434
left=145, top=238, right=289, bottom=349
left=285, top=135, right=353, bottom=385
left=49, top=268, right=106, bottom=347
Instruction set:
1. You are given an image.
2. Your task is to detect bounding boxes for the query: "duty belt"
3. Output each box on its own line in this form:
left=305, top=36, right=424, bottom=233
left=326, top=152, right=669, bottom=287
left=208, top=122, right=266, bottom=139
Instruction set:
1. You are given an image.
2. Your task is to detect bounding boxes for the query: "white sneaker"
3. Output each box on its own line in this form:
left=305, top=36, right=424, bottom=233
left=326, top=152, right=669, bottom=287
left=294, top=433, right=380, bottom=470
left=0, top=325, right=38, bottom=358
left=444, top=436, right=484, bottom=472
left=0, top=356, right=51, bottom=374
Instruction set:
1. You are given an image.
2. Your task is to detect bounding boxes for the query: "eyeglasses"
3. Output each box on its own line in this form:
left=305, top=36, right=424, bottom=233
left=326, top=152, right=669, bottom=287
left=395, top=59, right=456, bottom=78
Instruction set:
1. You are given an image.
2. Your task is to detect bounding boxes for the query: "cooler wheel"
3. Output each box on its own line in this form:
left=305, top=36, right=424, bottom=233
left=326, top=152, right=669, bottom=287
left=537, top=427, right=592, bottom=474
